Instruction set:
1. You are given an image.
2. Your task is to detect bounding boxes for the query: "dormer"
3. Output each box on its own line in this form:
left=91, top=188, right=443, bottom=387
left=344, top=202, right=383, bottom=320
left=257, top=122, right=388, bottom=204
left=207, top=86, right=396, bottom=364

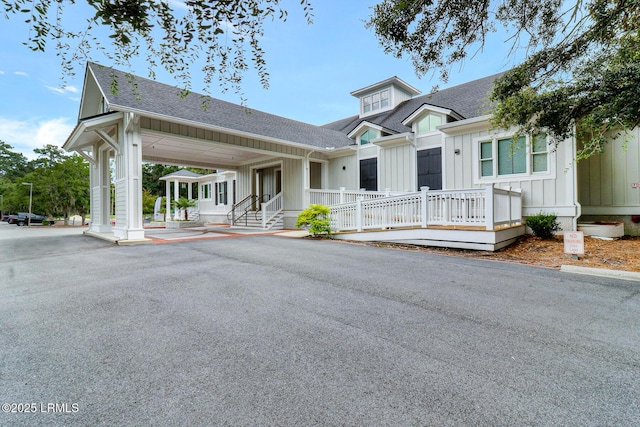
left=350, top=76, right=421, bottom=118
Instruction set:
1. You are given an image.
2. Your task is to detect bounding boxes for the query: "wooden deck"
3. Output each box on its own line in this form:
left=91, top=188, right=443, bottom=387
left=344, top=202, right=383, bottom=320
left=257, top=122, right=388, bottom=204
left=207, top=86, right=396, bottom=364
left=331, top=224, right=526, bottom=251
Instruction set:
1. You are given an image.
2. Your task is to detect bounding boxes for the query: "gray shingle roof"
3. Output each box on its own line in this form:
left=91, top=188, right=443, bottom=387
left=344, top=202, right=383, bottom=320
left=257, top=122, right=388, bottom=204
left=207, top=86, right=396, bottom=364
left=322, top=73, right=502, bottom=136
left=88, top=63, right=500, bottom=149
left=88, top=63, right=354, bottom=149
left=159, top=169, right=203, bottom=180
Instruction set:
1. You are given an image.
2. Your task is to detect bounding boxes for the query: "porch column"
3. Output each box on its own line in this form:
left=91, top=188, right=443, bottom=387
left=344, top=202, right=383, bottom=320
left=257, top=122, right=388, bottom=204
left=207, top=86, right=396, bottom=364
left=165, top=180, right=171, bottom=221
left=303, top=156, right=311, bottom=208
left=173, top=180, right=179, bottom=220
left=88, top=144, right=112, bottom=233
left=113, top=114, right=145, bottom=241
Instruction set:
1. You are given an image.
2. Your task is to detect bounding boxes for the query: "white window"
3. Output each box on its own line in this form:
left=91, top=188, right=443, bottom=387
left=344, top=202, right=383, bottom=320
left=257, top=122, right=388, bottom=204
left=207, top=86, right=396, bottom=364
left=200, top=183, right=212, bottom=200
left=477, top=133, right=550, bottom=180
left=362, top=89, right=390, bottom=115
left=417, top=114, right=442, bottom=134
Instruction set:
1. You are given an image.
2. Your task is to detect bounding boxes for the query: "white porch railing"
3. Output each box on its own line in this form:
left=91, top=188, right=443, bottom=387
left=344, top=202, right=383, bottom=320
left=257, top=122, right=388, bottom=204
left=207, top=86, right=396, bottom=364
left=308, top=187, right=406, bottom=206
left=329, top=185, right=522, bottom=232
left=261, top=192, right=283, bottom=229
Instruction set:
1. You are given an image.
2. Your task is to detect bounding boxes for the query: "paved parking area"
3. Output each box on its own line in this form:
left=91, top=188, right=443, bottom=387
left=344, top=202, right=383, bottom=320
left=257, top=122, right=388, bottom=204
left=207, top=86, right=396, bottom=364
left=1, top=222, right=639, bottom=426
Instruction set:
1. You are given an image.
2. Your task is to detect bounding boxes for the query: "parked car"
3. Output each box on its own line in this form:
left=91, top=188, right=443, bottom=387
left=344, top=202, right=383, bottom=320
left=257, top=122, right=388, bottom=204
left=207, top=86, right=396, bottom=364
left=1, top=213, right=16, bottom=222
left=8, top=213, right=55, bottom=226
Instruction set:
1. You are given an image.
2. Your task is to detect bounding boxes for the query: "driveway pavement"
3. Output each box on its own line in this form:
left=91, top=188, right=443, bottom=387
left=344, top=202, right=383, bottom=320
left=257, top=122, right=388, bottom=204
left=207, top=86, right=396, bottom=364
left=1, top=223, right=639, bottom=426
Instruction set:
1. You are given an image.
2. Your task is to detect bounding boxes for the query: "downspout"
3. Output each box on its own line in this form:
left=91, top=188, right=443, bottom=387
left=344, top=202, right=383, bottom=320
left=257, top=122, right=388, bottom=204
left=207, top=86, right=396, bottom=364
left=572, top=125, right=582, bottom=231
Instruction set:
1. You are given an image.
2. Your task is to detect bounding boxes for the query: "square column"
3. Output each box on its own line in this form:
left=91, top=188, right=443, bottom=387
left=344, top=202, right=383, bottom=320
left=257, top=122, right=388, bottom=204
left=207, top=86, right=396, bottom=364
left=113, top=114, right=146, bottom=241
left=88, top=144, right=112, bottom=233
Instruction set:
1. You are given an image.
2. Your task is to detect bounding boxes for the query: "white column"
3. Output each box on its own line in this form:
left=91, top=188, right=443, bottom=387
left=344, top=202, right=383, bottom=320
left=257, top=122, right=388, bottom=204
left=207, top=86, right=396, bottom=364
left=165, top=180, right=171, bottom=221
left=113, top=114, right=145, bottom=241
left=173, top=180, right=179, bottom=220
left=89, top=145, right=112, bottom=233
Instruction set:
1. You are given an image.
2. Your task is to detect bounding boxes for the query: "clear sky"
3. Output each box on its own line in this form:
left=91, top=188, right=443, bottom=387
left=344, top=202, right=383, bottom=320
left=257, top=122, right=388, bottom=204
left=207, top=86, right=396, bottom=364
left=0, top=0, right=524, bottom=160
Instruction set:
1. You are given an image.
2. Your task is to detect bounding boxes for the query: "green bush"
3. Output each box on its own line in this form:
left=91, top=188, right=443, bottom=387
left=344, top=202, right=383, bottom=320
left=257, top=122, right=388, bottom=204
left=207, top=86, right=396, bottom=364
left=296, top=204, right=331, bottom=237
left=525, top=212, right=561, bottom=239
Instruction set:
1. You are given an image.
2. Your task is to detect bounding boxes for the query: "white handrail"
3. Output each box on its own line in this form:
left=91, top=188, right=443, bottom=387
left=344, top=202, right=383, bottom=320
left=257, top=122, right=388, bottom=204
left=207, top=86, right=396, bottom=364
left=308, top=187, right=406, bottom=206
left=261, top=192, right=283, bottom=229
left=329, top=185, right=522, bottom=232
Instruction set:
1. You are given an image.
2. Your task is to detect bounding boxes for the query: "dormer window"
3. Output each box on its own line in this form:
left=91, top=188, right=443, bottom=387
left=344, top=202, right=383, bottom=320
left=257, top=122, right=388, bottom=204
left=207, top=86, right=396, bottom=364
left=417, top=114, right=442, bottom=134
left=362, top=90, right=390, bottom=114
left=359, top=129, right=379, bottom=145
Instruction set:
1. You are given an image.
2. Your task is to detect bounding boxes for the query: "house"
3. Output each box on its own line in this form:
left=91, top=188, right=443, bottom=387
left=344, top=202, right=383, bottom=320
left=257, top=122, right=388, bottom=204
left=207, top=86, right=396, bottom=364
left=63, top=62, right=640, bottom=248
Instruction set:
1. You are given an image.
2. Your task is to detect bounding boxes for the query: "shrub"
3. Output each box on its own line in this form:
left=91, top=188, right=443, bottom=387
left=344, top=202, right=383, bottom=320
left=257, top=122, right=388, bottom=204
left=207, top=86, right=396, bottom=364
left=525, top=212, right=561, bottom=239
left=296, top=204, right=331, bottom=237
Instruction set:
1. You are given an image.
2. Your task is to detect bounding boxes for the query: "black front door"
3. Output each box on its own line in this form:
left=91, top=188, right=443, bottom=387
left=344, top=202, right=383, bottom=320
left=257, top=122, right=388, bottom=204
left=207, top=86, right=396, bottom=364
left=359, top=158, right=378, bottom=191
left=417, top=148, right=442, bottom=190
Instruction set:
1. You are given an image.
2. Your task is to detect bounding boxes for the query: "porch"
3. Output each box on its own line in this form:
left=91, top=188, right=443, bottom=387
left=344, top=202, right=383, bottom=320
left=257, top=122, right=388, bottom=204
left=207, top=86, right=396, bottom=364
left=310, top=185, right=525, bottom=251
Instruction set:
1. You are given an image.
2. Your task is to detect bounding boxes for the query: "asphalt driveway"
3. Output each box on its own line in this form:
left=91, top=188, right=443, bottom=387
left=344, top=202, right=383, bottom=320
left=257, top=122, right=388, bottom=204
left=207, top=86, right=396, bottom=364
left=1, top=223, right=639, bottom=426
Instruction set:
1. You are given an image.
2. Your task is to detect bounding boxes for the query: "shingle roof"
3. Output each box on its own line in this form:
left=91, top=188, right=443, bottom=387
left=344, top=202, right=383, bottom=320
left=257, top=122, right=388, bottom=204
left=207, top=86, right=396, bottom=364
left=88, top=63, right=354, bottom=149
left=322, top=73, right=502, bottom=136
left=88, top=63, right=500, bottom=149
left=159, top=169, right=203, bottom=180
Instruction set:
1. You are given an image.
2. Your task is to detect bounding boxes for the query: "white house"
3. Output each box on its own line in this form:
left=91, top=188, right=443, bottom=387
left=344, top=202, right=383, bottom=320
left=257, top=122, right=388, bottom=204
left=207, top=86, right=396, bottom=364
left=63, top=63, right=640, bottom=248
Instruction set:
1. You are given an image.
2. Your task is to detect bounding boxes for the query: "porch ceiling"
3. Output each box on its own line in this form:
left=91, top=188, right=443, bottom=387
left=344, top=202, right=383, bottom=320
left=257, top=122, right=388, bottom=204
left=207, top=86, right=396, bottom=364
left=140, top=130, right=269, bottom=170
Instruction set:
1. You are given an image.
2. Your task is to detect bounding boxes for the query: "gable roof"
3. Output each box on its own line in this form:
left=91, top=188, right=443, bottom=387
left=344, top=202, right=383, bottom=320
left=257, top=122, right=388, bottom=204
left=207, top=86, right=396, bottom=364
left=159, top=169, right=203, bottom=180
left=86, top=63, right=354, bottom=149
left=323, top=73, right=502, bottom=136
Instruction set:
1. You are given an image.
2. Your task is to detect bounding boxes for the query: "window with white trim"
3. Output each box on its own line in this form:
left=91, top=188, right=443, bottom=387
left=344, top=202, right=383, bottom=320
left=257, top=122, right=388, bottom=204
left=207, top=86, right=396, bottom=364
left=200, top=183, right=212, bottom=200
left=362, top=89, right=390, bottom=114
left=417, top=113, right=442, bottom=134
left=478, top=133, right=549, bottom=179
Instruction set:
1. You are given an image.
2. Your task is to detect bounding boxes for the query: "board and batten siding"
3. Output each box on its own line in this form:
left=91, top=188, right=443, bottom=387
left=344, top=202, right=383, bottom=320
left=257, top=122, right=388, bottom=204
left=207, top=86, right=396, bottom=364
left=379, top=144, right=414, bottom=192
left=578, top=128, right=640, bottom=212
left=327, top=154, right=358, bottom=190
left=237, top=157, right=305, bottom=211
left=444, top=129, right=577, bottom=218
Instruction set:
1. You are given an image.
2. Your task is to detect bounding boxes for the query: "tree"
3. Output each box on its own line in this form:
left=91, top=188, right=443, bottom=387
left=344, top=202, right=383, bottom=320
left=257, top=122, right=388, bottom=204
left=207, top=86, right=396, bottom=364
left=2, top=0, right=313, bottom=97
left=368, top=0, right=640, bottom=158
left=0, top=140, right=30, bottom=179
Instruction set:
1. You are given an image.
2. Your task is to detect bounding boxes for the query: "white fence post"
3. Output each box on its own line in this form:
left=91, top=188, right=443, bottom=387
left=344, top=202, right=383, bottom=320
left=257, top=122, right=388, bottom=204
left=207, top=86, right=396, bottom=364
left=339, top=187, right=345, bottom=205
left=485, top=184, right=495, bottom=230
left=356, top=197, right=363, bottom=232
left=420, top=186, right=429, bottom=228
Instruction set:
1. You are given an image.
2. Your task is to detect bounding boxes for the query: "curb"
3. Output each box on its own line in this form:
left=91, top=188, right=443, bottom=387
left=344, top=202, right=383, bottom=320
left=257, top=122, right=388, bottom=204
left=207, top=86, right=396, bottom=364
left=560, top=265, right=640, bottom=282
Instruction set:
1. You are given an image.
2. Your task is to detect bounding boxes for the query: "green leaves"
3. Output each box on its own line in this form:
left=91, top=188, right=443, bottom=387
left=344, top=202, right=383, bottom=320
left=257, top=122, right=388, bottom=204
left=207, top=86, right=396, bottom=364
left=370, top=0, right=640, bottom=159
left=3, top=0, right=314, bottom=98
left=296, top=204, right=331, bottom=237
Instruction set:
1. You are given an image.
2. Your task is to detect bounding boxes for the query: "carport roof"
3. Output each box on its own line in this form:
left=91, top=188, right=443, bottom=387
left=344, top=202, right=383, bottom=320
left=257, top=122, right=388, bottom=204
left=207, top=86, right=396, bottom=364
left=88, top=63, right=354, bottom=150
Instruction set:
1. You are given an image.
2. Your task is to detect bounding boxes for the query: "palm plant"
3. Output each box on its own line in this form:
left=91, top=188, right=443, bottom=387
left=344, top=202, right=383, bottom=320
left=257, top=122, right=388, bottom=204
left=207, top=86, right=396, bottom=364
left=172, top=197, right=197, bottom=220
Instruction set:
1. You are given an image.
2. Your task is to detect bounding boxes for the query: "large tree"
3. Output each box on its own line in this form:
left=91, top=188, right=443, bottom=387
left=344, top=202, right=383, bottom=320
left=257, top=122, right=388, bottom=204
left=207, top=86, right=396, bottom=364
left=2, top=0, right=313, bottom=97
left=368, top=0, right=640, bottom=158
